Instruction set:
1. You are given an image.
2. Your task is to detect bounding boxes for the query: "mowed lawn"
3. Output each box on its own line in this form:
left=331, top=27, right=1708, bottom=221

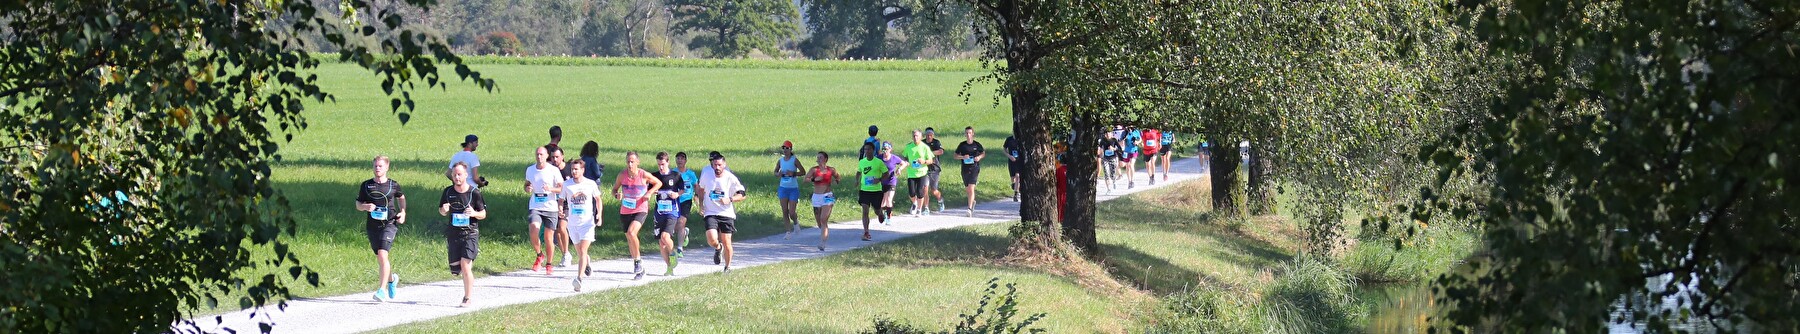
left=377, top=181, right=1299, bottom=333
left=208, top=63, right=1015, bottom=313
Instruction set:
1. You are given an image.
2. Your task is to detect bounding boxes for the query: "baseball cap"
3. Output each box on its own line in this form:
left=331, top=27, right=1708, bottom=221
left=781, top=140, right=793, bottom=149
left=881, top=141, right=893, bottom=150
left=708, top=151, right=725, bottom=161
left=464, top=134, right=479, bottom=143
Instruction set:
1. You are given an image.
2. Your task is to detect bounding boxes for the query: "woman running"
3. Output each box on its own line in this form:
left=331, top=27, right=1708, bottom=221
left=808, top=151, right=839, bottom=251
left=610, top=151, right=663, bottom=280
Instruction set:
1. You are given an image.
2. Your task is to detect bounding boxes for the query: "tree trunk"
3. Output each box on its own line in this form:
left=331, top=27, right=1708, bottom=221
left=1062, top=112, right=1101, bottom=257
left=1247, top=141, right=1277, bottom=215
left=1013, top=87, right=1056, bottom=232
left=1209, top=137, right=1241, bottom=217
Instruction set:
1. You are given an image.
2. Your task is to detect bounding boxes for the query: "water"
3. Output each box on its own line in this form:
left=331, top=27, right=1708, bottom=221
left=1358, top=280, right=1746, bottom=333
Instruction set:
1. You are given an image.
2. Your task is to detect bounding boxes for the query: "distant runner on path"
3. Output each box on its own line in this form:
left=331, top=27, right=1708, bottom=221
left=953, top=127, right=986, bottom=217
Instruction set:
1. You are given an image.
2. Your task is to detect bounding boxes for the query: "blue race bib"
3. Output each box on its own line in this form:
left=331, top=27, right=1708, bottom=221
left=911, top=161, right=923, bottom=169
left=571, top=207, right=586, bottom=216
left=451, top=213, right=470, bottom=227
left=822, top=194, right=837, bottom=205
left=622, top=198, right=639, bottom=210
left=532, top=193, right=549, bottom=204
left=963, top=157, right=976, bottom=165
left=657, top=199, right=675, bottom=214
left=709, top=191, right=724, bottom=201
left=370, top=207, right=389, bottom=220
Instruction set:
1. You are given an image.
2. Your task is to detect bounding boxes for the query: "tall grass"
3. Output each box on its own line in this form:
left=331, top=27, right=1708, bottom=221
left=1151, top=257, right=1364, bottom=334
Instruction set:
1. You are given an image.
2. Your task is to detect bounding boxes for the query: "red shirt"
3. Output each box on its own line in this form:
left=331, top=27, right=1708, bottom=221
left=1142, top=129, right=1163, bottom=154
left=1055, top=163, right=1068, bottom=222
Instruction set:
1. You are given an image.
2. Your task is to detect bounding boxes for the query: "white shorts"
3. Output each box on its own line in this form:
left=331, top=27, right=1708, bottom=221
left=568, top=220, right=596, bottom=242
left=811, top=193, right=836, bottom=208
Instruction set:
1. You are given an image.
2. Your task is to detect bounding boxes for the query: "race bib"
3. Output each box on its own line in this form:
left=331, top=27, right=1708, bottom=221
left=370, top=207, right=389, bottom=220
left=709, top=191, right=724, bottom=202
left=622, top=198, right=639, bottom=210
left=1010, top=151, right=1019, bottom=158
left=963, top=157, right=976, bottom=165
left=781, top=176, right=795, bottom=183
left=822, top=194, right=837, bottom=205
left=656, top=199, right=675, bottom=214
left=864, top=176, right=877, bottom=185
left=571, top=206, right=586, bottom=216
left=451, top=213, right=470, bottom=227
left=532, top=193, right=549, bottom=205
left=911, top=161, right=923, bottom=169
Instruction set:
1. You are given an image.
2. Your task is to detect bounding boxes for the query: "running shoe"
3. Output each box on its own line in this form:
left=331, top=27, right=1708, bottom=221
left=388, top=274, right=398, bottom=299
left=532, top=255, right=545, bottom=272
left=562, top=252, right=572, bottom=268
left=722, top=266, right=732, bottom=274
left=675, top=247, right=686, bottom=259
left=546, top=264, right=553, bottom=276
left=372, top=291, right=387, bottom=303
left=968, top=208, right=975, bottom=217
left=713, top=249, right=722, bottom=265
left=572, top=275, right=583, bottom=292
left=632, top=262, right=645, bottom=280
left=665, top=258, right=677, bottom=277
left=585, top=265, right=592, bottom=277
left=937, top=200, right=945, bottom=212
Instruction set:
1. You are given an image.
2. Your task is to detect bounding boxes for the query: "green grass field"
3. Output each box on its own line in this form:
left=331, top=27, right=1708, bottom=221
left=209, top=62, right=1022, bottom=313
left=375, top=181, right=1308, bottom=333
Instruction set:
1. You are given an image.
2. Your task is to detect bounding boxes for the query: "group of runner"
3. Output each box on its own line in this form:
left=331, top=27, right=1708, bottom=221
left=351, top=124, right=1005, bottom=308
left=1096, top=125, right=1179, bottom=192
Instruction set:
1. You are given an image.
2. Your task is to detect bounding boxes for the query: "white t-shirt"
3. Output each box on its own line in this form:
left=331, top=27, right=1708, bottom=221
left=561, top=179, right=602, bottom=227
left=524, top=164, right=564, bottom=212
left=699, top=170, right=744, bottom=218
left=449, top=151, right=481, bottom=188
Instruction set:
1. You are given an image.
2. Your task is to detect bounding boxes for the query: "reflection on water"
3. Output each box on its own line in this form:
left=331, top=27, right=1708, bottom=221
left=1358, top=279, right=1744, bottom=334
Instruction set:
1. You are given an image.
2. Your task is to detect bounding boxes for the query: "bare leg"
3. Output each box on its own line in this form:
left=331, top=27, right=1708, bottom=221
left=528, top=223, right=542, bottom=262
left=375, top=249, right=391, bottom=295
left=578, top=240, right=592, bottom=276
left=459, top=258, right=473, bottom=307
left=721, top=233, right=735, bottom=268
left=625, top=221, right=642, bottom=260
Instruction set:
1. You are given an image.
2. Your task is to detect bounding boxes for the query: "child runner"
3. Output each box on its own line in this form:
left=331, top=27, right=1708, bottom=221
left=611, top=151, right=662, bottom=280
left=700, top=152, right=747, bottom=272
left=855, top=143, right=889, bottom=241
left=652, top=152, right=687, bottom=276
left=355, top=155, right=406, bottom=302
left=953, top=127, right=986, bottom=217
left=774, top=141, right=803, bottom=238
left=440, top=162, right=486, bottom=308
left=523, top=146, right=564, bottom=274
left=561, top=159, right=603, bottom=291
left=808, top=151, right=840, bottom=250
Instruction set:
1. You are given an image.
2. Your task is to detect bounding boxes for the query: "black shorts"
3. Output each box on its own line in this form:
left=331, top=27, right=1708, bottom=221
left=446, top=227, right=479, bottom=264
left=925, top=170, right=942, bottom=190
left=1008, top=161, right=1022, bottom=175
left=619, top=212, right=648, bottom=233
left=881, top=182, right=893, bottom=193
left=960, top=166, right=981, bottom=186
left=859, top=190, right=883, bottom=206
left=654, top=214, right=681, bottom=237
left=907, top=177, right=927, bottom=199
left=679, top=199, right=693, bottom=218
left=705, top=215, right=737, bottom=234
left=365, top=221, right=397, bottom=252
left=1143, top=150, right=1161, bottom=162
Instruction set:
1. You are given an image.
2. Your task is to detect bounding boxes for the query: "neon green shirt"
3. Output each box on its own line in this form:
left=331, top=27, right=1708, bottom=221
left=857, top=158, right=889, bottom=192
left=902, top=143, right=932, bottom=178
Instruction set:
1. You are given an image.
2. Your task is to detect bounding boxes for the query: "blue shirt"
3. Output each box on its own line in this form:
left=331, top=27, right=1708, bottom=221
left=678, top=169, right=698, bottom=202
left=1123, top=130, right=1142, bottom=153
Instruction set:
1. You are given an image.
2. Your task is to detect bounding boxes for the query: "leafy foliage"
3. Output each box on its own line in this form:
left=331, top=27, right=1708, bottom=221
left=668, top=0, right=802, bottom=58
left=0, top=0, right=490, bottom=332
left=472, top=31, right=523, bottom=55
left=1411, top=0, right=1800, bottom=331
left=861, top=277, right=1049, bottom=334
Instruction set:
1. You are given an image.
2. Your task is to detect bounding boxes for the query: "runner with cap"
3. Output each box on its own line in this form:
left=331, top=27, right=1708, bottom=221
left=774, top=140, right=803, bottom=238
left=699, top=151, right=746, bottom=272
left=448, top=134, right=485, bottom=189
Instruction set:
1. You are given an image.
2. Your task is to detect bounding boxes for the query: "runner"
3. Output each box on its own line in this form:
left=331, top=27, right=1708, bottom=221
left=548, top=145, right=573, bottom=269
left=1160, top=131, right=1176, bottom=181
left=448, top=134, right=485, bottom=189
left=808, top=151, right=840, bottom=250
left=953, top=127, right=986, bottom=217
left=675, top=152, right=697, bottom=257
left=774, top=141, right=803, bottom=238
left=1100, top=131, right=1122, bottom=191
left=1142, top=128, right=1163, bottom=186
left=440, top=162, right=486, bottom=308
left=854, top=142, right=888, bottom=241
left=922, top=128, right=947, bottom=213
left=651, top=152, right=687, bottom=276
left=879, top=141, right=905, bottom=223
left=548, top=125, right=563, bottom=147
left=861, top=125, right=881, bottom=159
left=1003, top=135, right=1021, bottom=201
left=355, top=155, right=406, bottom=302
left=610, top=151, right=662, bottom=280
left=901, top=130, right=934, bottom=217
left=699, top=151, right=747, bottom=272
left=579, top=141, right=606, bottom=183
left=523, top=145, right=564, bottom=275
left=560, top=159, right=602, bottom=291
left=1120, top=126, right=1142, bottom=189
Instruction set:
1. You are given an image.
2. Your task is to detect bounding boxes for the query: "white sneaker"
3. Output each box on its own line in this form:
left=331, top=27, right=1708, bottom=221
left=572, top=275, right=583, bottom=292
left=562, top=253, right=572, bottom=268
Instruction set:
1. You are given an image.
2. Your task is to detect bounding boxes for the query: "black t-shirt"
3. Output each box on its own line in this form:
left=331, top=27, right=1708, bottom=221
left=1101, top=138, right=1122, bottom=159
left=440, top=186, right=486, bottom=230
left=923, top=138, right=945, bottom=172
left=954, top=141, right=985, bottom=169
left=357, top=179, right=404, bottom=224
left=1002, top=136, right=1021, bottom=161
left=653, top=169, right=685, bottom=201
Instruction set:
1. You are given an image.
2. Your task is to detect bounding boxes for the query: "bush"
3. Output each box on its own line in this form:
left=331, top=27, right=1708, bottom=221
left=863, top=277, right=1048, bottom=334
left=1150, top=257, right=1364, bottom=334
left=473, top=31, right=524, bottom=56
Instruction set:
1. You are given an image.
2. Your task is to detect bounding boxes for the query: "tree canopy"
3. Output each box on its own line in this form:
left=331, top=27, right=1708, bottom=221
left=669, top=0, right=803, bottom=58
left=0, top=0, right=490, bottom=332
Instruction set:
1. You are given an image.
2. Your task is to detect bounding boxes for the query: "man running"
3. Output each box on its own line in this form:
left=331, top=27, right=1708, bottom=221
left=1100, top=131, right=1122, bottom=191
left=854, top=143, right=888, bottom=241
left=774, top=141, right=803, bottom=238
left=880, top=141, right=905, bottom=223
left=524, top=146, right=564, bottom=274
left=448, top=134, right=485, bottom=189
left=1142, top=128, right=1163, bottom=186
left=561, top=159, right=602, bottom=291
left=808, top=151, right=839, bottom=250
left=861, top=125, right=881, bottom=159
left=953, top=127, right=986, bottom=217
left=548, top=145, right=574, bottom=269
left=1003, top=135, right=1021, bottom=201
left=355, top=155, right=406, bottom=302
left=699, top=152, right=746, bottom=272
left=611, top=151, right=662, bottom=280
left=652, top=152, right=687, bottom=276
left=901, top=130, right=934, bottom=217
left=1160, top=131, right=1177, bottom=181
left=922, top=128, right=947, bottom=213
left=676, top=152, right=697, bottom=256
left=440, top=162, right=486, bottom=308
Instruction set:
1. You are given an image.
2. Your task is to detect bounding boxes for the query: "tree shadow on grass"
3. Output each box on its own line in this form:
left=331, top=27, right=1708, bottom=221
left=837, top=228, right=1012, bottom=269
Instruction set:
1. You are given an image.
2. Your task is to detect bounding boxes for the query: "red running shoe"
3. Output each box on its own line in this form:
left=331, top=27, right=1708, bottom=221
left=532, top=255, right=545, bottom=272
